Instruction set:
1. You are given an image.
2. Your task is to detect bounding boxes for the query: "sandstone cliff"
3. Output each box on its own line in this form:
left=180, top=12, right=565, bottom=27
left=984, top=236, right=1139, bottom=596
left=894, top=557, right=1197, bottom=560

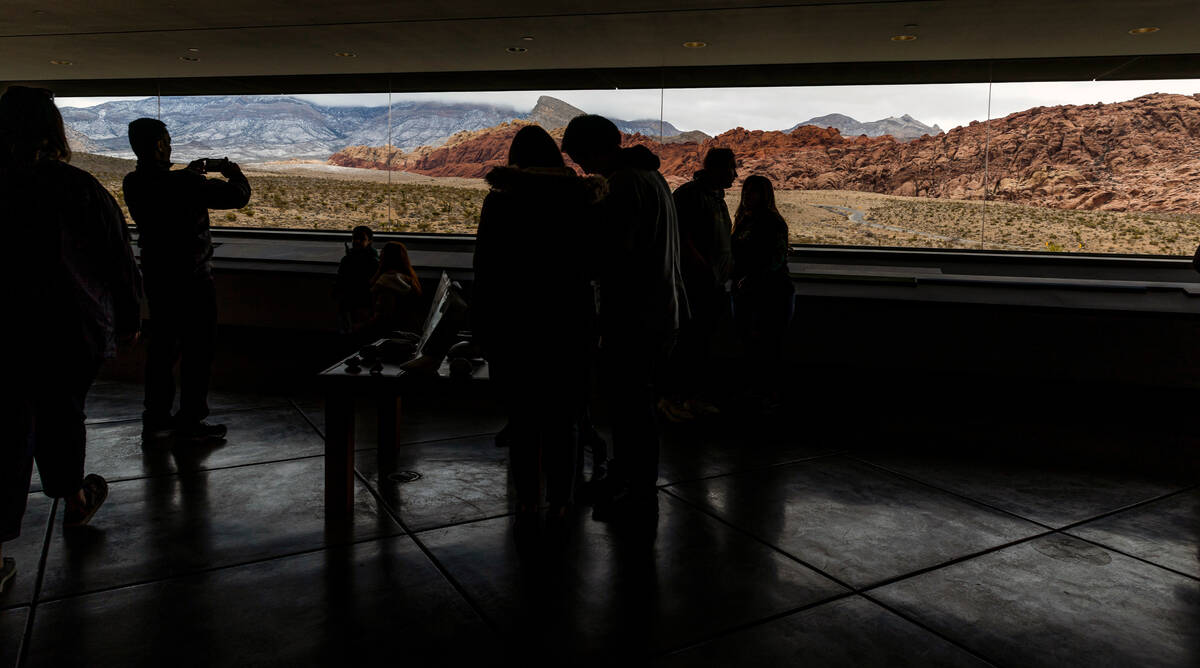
left=330, top=93, right=1200, bottom=212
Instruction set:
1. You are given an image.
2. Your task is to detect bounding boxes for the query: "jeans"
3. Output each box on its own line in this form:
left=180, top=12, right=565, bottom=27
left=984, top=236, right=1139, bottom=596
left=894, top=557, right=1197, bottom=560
left=144, top=276, right=217, bottom=423
left=1, top=357, right=100, bottom=542
left=601, top=331, right=674, bottom=494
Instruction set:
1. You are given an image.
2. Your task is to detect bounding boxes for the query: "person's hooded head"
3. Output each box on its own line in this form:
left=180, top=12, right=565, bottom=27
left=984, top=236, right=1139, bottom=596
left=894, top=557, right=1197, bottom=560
left=508, top=124, right=565, bottom=169
left=701, top=147, right=738, bottom=190
left=561, top=114, right=621, bottom=175
left=0, top=86, right=70, bottom=167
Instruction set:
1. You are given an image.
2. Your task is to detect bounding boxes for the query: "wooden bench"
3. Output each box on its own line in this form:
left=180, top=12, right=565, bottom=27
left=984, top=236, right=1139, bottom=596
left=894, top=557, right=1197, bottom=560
left=316, top=341, right=489, bottom=520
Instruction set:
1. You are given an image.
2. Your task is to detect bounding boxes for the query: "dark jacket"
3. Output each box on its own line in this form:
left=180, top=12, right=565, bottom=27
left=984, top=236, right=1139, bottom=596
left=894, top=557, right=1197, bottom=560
left=123, top=161, right=251, bottom=281
left=595, top=145, right=688, bottom=343
left=368, top=271, right=424, bottom=334
left=6, top=160, right=142, bottom=360
left=334, top=245, right=380, bottom=310
left=673, top=171, right=732, bottom=289
left=731, top=209, right=791, bottom=292
left=473, top=166, right=606, bottom=363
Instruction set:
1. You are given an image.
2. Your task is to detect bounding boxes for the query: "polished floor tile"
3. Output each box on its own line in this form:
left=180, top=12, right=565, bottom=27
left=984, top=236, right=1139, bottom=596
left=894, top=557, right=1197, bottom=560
left=82, top=381, right=153, bottom=425
left=0, top=495, right=51, bottom=609
left=39, top=457, right=400, bottom=599
left=419, top=494, right=845, bottom=661
left=33, top=406, right=323, bottom=494
left=857, top=452, right=1193, bottom=528
left=657, top=423, right=837, bottom=486
left=355, top=436, right=512, bottom=531
left=657, top=595, right=991, bottom=667
left=873, top=533, right=1200, bottom=668
left=1, top=607, right=26, bottom=668
left=27, top=537, right=494, bottom=667
left=1068, top=488, right=1200, bottom=577
left=295, top=394, right=505, bottom=447
left=668, top=457, right=1043, bottom=587
left=84, top=382, right=286, bottom=425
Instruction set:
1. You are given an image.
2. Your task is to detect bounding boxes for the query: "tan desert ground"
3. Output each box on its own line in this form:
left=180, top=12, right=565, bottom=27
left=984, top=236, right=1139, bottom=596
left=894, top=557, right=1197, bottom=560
left=74, top=152, right=1200, bottom=256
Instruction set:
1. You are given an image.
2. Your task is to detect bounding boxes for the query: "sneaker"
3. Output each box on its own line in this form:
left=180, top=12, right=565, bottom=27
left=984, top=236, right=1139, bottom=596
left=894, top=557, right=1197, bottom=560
left=141, top=414, right=174, bottom=441
left=175, top=420, right=227, bottom=441
left=0, top=558, right=14, bottom=594
left=63, top=474, right=108, bottom=529
left=592, top=486, right=658, bottom=523
left=683, top=398, right=722, bottom=417
left=656, top=398, right=695, bottom=423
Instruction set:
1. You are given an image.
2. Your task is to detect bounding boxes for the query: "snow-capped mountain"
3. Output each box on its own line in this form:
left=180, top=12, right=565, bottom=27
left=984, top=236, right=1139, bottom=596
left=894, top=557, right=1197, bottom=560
left=59, top=95, right=519, bottom=162
left=59, top=94, right=702, bottom=162
left=787, top=113, right=943, bottom=141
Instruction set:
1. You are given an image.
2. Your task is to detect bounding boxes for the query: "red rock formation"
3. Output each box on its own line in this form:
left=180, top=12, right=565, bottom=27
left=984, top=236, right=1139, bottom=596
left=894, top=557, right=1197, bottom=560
left=330, top=93, right=1200, bottom=212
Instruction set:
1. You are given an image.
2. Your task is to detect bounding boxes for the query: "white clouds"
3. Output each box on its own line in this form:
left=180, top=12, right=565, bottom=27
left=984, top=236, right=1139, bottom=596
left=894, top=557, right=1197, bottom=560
left=57, top=79, right=1200, bottom=136
left=280, top=79, right=1200, bottom=134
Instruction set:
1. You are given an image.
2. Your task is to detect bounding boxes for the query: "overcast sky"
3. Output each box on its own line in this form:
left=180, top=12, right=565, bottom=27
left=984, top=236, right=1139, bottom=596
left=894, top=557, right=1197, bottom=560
left=57, top=79, right=1200, bottom=136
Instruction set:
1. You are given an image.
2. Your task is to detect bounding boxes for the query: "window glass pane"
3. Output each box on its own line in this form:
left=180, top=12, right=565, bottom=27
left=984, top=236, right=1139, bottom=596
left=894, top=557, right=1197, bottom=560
left=982, top=79, right=1200, bottom=255
left=662, top=83, right=992, bottom=250
left=56, top=81, right=1199, bottom=256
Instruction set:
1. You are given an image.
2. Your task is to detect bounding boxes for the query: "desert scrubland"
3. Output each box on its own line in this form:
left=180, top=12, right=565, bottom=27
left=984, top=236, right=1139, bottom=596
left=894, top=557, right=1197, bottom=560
left=74, top=153, right=1199, bottom=254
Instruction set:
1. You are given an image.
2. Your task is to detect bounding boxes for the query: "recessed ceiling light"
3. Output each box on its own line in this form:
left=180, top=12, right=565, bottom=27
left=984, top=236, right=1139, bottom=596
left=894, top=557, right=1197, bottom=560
left=1129, top=26, right=1159, bottom=35
left=521, top=35, right=535, bottom=41
left=891, top=34, right=918, bottom=41
left=179, top=56, right=200, bottom=62
left=506, top=46, right=527, bottom=53
left=333, top=51, right=357, bottom=58
left=187, top=47, right=201, bottom=52
left=49, top=59, right=72, bottom=65
left=682, top=41, right=707, bottom=48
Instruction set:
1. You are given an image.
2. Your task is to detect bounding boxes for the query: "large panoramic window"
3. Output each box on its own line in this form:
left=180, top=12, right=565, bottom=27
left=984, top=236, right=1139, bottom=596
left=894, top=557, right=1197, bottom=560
left=57, top=78, right=1200, bottom=256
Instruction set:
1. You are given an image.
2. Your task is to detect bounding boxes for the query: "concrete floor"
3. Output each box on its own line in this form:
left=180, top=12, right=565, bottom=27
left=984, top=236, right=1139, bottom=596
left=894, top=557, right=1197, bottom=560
left=3, top=380, right=1198, bottom=666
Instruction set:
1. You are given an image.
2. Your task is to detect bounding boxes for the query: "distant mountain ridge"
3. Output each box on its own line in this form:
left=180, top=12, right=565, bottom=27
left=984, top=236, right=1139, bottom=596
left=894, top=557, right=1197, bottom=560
left=59, top=95, right=518, bottom=162
left=60, top=94, right=703, bottom=162
left=527, top=95, right=687, bottom=138
left=333, top=93, right=1200, bottom=213
left=788, top=112, right=943, bottom=141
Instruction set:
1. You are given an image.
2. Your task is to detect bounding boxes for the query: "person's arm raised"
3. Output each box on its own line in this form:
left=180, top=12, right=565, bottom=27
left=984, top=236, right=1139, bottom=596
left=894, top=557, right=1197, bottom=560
left=201, top=160, right=252, bottom=210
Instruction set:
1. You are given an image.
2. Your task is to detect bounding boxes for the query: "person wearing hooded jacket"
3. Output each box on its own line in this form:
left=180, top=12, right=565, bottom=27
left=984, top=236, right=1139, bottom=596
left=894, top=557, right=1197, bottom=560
left=473, top=124, right=605, bottom=528
left=561, top=115, right=688, bottom=521
left=666, top=147, right=738, bottom=420
left=1, top=86, right=142, bottom=592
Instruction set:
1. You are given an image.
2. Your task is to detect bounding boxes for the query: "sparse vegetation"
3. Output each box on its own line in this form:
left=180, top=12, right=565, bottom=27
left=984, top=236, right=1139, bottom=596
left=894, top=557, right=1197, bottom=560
left=71, top=152, right=1200, bottom=254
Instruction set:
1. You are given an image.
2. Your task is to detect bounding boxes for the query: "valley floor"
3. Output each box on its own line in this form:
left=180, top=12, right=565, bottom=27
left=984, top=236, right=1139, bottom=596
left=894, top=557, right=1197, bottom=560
left=73, top=154, right=1200, bottom=255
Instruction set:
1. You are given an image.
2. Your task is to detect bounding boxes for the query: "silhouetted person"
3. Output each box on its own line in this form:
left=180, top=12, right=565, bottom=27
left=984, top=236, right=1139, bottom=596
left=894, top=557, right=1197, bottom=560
left=665, top=147, right=738, bottom=421
left=124, top=118, right=250, bottom=441
left=365, top=241, right=424, bottom=336
left=562, top=115, right=687, bottom=521
left=474, top=125, right=604, bottom=531
left=730, top=175, right=794, bottom=411
left=0, top=86, right=141, bottom=591
left=334, top=225, right=379, bottom=335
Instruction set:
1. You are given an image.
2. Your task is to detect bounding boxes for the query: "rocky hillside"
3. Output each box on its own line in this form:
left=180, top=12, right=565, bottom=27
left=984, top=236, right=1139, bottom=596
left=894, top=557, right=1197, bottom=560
left=334, top=93, right=1200, bottom=212
left=60, top=94, right=704, bottom=162
left=59, top=95, right=519, bottom=161
left=789, top=113, right=943, bottom=141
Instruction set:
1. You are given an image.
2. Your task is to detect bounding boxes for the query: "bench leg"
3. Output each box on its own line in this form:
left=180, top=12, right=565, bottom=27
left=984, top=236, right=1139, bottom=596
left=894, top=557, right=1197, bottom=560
left=325, top=394, right=355, bottom=520
left=377, top=396, right=402, bottom=472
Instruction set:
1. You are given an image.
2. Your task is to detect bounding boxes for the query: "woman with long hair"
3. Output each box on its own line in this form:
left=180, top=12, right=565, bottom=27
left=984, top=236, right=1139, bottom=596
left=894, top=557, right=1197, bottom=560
left=0, top=86, right=141, bottom=591
left=364, top=240, right=424, bottom=335
left=473, top=124, right=605, bottom=532
left=731, top=174, right=795, bottom=410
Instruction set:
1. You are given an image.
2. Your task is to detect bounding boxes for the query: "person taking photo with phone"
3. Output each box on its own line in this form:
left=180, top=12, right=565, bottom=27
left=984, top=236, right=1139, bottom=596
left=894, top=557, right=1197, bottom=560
left=123, top=118, right=251, bottom=442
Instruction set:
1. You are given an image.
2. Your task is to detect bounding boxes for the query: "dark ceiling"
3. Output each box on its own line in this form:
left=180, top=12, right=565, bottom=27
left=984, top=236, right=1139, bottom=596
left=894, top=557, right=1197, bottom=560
left=3, top=0, right=1199, bottom=95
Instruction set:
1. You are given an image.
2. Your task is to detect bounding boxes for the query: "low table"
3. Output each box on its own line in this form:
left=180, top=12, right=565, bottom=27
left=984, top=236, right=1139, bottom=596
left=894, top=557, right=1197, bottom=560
left=316, top=343, right=489, bottom=520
